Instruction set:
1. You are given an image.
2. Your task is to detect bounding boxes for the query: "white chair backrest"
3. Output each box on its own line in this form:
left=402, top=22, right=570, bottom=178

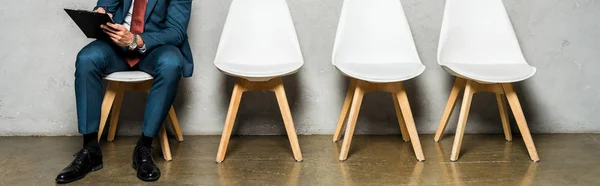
left=438, top=0, right=527, bottom=65
left=332, top=0, right=422, bottom=65
left=214, top=0, right=304, bottom=66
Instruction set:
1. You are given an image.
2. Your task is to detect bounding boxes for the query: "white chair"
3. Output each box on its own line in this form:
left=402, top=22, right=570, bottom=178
left=332, top=0, right=426, bottom=161
left=98, top=71, right=184, bottom=161
left=214, top=0, right=304, bottom=163
left=434, top=0, right=539, bottom=162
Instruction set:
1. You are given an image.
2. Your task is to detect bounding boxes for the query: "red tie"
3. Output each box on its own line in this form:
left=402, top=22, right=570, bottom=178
left=126, top=0, right=147, bottom=67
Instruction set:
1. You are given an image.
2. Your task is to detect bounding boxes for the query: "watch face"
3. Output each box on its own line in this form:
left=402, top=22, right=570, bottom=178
left=129, top=36, right=138, bottom=50
left=129, top=42, right=137, bottom=50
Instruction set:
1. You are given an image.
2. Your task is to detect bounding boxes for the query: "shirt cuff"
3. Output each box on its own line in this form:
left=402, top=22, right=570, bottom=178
left=138, top=44, right=147, bottom=54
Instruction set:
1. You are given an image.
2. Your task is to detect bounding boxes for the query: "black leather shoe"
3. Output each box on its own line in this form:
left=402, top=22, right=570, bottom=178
left=55, top=147, right=103, bottom=184
left=132, top=145, right=160, bottom=182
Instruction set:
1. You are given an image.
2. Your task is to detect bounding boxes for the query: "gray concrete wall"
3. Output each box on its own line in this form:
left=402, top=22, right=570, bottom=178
left=0, top=0, right=598, bottom=136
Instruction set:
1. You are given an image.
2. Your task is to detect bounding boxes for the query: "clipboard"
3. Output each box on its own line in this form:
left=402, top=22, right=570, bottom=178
left=64, top=8, right=115, bottom=40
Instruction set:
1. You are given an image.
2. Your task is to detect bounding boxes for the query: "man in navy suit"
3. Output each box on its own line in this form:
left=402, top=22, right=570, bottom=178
left=56, top=0, right=193, bottom=183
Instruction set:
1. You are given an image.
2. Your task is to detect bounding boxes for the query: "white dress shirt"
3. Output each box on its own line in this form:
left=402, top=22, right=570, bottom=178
left=123, top=0, right=147, bottom=53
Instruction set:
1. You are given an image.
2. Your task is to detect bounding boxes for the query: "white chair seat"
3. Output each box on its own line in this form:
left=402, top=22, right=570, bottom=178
left=215, top=62, right=302, bottom=81
left=437, top=0, right=536, bottom=84
left=214, top=0, right=304, bottom=82
left=442, top=63, right=536, bottom=84
left=105, top=71, right=153, bottom=82
left=332, top=0, right=424, bottom=83
left=335, top=62, right=425, bottom=83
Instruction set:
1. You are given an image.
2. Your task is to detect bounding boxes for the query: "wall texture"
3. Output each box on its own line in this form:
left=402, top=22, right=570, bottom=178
left=0, top=0, right=599, bottom=136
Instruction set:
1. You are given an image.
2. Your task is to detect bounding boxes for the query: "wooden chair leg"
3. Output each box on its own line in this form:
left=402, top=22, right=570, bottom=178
left=502, top=83, right=540, bottom=162
left=395, top=83, right=425, bottom=161
left=98, top=82, right=118, bottom=142
left=333, top=79, right=357, bottom=142
left=159, top=125, right=172, bottom=161
left=107, top=90, right=124, bottom=142
left=450, top=80, right=475, bottom=161
left=168, top=106, right=184, bottom=142
left=393, top=94, right=410, bottom=142
left=496, top=93, right=513, bottom=141
left=272, top=78, right=303, bottom=161
left=216, top=81, right=244, bottom=163
left=434, top=78, right=466, bottom=142
left=339, top=82, right=365, bottom=161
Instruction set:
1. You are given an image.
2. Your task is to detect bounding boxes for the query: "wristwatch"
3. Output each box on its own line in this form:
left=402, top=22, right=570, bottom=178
left=128, top=34, right=138, bottom=50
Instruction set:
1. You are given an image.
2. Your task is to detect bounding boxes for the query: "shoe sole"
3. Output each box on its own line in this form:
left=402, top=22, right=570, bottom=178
left=55, top=164, right=103, bottom=184
left=132, top=163, right=160, bottom=182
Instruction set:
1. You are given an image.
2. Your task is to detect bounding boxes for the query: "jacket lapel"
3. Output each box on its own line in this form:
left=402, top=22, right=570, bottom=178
left=145, top=0, right=158, bottom=23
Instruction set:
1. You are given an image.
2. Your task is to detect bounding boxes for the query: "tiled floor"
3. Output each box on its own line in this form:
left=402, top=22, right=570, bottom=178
left=0, top=134, right=598, bottom=185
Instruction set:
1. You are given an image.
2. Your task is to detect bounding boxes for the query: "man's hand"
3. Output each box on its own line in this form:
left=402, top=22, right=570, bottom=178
left=101, top=23, right=134, bottom=47
left=94, top=7, right=113, bottom=19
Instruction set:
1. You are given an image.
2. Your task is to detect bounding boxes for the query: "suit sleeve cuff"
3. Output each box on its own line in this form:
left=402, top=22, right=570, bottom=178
left=139, top=33, right=155, bottom=52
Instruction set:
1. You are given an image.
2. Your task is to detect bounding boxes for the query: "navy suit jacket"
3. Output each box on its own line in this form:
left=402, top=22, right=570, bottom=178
left=95, top=0, right=194, bottom=77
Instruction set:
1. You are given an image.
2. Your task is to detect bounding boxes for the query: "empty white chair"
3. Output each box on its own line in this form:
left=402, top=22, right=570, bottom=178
left=434, top=0, right=539, bottom=162
left=98, top=71, right=183, bottom=161
left=332, top=0, right=426, bottom=161
left=214, top=0, right=303, bottom=162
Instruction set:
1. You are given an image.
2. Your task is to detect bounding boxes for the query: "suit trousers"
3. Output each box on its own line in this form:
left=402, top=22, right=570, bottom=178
left=75, top=40, right=183, bottom=137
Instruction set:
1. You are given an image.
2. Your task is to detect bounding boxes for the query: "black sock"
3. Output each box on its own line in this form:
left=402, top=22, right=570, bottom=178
left=136, top=133, right=154, bottom=147
left=83, top=132, right=99, bottom=149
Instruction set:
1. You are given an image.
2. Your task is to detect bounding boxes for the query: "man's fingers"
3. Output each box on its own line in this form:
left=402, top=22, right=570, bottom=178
left=106, top=23, right=125, bottom=31
left=104, top=31, right=122, bottom=40
left=95, top=7, right=106, bottom=14
left=108, top=35, right=119, bottom=44
left=102, top=25, right=130, bottom=46
left=102, top=25, right=123, bottom=37
left=106, top=32, right=128, bottom=46
left=102, top=24, right=118, bottom=31
left=102, top=27, right=119, bottom=35
left=109, top=36, right=127, bottom=46
left=95, top=8, right=113, bottom=19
